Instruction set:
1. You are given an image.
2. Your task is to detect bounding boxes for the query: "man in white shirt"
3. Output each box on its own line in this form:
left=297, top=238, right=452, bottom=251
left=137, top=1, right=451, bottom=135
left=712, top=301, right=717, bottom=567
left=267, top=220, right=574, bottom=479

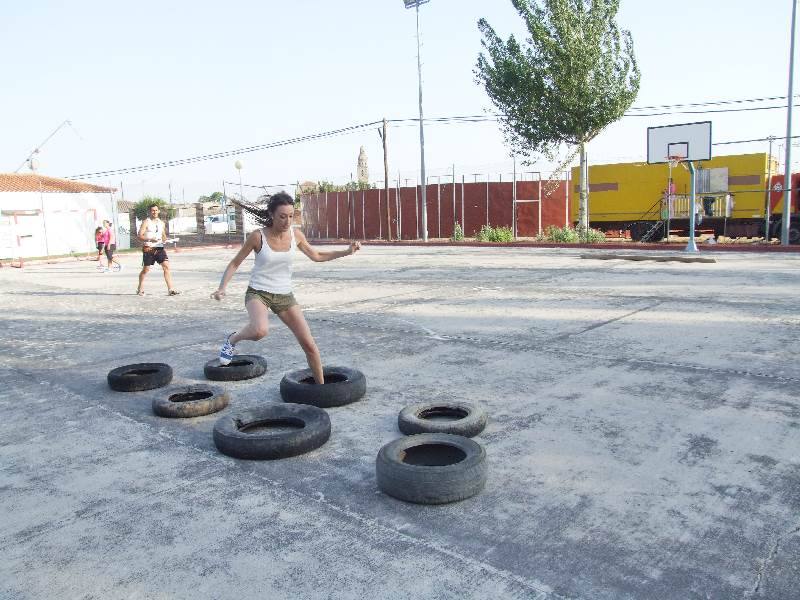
left=137, top=204, right=179, bottom=296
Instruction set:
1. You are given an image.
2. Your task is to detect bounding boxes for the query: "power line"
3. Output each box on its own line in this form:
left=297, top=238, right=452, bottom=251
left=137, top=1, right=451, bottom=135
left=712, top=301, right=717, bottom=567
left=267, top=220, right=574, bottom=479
left=626, top=94, right=798, bottom=111
left=388, top=102, right=800, bottom=126
left=714, top=134, right=800, bottom=146
left=67, top=94, right=798, bottom=180
left=67, top=120, right=381, bottom=180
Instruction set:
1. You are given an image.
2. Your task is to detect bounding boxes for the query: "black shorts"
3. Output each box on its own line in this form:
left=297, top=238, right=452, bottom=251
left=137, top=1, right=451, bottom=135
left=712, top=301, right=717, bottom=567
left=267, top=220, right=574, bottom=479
left=142, top=247, right=168, bottom=266
left=105, top=244, right=116, bottom=261
left=97, top=243, right=105, bottom=252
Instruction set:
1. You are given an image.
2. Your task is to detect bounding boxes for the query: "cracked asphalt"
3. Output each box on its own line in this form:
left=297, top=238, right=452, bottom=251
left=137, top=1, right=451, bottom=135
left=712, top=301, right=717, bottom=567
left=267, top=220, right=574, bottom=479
left=1, top=245, right=798, bottom=599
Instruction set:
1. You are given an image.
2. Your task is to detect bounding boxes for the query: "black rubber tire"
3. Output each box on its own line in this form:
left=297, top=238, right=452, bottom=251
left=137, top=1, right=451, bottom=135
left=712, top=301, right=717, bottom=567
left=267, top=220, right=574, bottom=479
left=376, top=433, right=487, bottom=505
left=279, top=366, right=366, bottom=408
left=152, top=384, right=230, bottom=418
left=398, top=402, right=487, bottom=437
left=204, top=355, right=267, bottom=381
left=107, top=363, right=173, bottom=392
left=213, top=403, right=331, bottom=460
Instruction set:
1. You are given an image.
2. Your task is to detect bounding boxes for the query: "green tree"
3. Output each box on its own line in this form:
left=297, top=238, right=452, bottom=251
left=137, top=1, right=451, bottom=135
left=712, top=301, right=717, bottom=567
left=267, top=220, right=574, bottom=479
left=315, top=180, right=374, bottom=193
left=133, top=196, right=176, bottom=221
left=198, top=191, right=225, bottom=204
left=476, top=0, right=640, bottom=231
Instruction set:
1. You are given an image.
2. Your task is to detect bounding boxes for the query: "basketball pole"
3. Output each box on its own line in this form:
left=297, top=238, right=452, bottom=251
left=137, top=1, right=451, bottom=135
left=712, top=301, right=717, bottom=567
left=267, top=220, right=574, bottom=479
left=685, top=161, right=699, bottom=252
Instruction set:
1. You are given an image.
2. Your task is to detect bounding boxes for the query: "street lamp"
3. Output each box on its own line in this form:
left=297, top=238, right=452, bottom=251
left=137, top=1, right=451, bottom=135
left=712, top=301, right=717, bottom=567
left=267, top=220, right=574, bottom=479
left=404, top=0, right=431, bottom=241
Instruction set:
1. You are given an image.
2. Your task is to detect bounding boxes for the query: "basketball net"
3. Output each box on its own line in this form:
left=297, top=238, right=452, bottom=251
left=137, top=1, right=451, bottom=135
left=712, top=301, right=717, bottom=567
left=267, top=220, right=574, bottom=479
left=667, top=156, right=689, bottom=171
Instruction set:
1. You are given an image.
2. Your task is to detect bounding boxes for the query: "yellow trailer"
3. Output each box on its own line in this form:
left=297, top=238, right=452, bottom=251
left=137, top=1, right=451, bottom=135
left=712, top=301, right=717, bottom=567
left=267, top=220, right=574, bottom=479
left=569, top=153, right=785, bottom=240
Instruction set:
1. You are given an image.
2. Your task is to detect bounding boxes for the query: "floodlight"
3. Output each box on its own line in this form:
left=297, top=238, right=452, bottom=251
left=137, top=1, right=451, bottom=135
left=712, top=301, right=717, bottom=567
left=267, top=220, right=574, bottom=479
left=403, top=0, right=430, bottom=7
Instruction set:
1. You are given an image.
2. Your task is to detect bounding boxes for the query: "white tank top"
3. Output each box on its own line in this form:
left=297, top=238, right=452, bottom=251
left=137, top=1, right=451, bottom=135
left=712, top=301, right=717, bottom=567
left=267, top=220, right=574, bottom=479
left=143, top=218, right=164, bottom=248
left=249, top=228, right=296, bottom=294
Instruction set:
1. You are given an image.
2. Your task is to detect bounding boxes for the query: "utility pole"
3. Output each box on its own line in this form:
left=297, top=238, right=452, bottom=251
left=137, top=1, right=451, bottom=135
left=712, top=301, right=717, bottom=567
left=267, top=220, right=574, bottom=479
left=782, top=0, right=798, bottom=245
left=765, top=136, right=775, bottom=241
left=382, top=118, right=391, bottom=240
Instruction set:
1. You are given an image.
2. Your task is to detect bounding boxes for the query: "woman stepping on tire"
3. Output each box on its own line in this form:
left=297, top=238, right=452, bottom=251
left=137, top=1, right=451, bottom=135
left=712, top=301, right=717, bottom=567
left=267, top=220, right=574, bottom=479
left=211, top=192, right=360, bottom=383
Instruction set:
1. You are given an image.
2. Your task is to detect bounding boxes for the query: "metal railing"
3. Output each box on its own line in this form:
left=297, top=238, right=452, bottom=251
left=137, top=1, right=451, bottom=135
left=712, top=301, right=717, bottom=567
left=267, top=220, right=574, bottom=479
left=669, top=193, right=733, bottom=219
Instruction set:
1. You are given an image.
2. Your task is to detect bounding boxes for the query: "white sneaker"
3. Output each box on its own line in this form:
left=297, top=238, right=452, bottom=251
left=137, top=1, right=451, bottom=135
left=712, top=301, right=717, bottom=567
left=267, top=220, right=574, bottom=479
left=219, top=333, right=236, bottom=365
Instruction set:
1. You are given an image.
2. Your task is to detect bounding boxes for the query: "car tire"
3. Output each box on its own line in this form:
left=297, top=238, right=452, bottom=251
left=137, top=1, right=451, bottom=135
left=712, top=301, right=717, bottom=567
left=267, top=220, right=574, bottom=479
left=398, top=402, right=487, bottom=437
left=204, top=355, right=267, bottom=382
left=152, top=384, right=230, bottom=418
left=376, top=433, right=487, bottom=505
left=107, top=363, right=173, bottom=392
left=213, top=403, right=331, bottom=460
left=279, top=366, right=366, bottom=408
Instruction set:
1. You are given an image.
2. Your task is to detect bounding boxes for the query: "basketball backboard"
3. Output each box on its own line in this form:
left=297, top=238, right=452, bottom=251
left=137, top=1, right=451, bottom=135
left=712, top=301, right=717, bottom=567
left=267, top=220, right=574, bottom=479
left=647, top=121, right=712, bottom=164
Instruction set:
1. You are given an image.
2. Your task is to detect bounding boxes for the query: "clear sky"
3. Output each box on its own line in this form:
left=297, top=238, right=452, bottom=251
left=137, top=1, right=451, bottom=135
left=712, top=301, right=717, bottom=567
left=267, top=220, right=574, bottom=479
left=1, top=0, right=797, bottom=202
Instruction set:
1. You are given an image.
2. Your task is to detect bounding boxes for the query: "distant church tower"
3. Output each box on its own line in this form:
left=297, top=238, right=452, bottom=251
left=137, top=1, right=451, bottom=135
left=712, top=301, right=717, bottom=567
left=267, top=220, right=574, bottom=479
left=357, top=146, right=369, bottom=184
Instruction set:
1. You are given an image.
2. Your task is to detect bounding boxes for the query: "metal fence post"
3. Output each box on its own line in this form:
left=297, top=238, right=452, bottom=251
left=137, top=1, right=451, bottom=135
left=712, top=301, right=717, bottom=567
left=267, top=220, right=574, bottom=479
left=437, top=175, right=441, bottom=238
left=461, top=175, right=465, bottom=235
left=396, top=177, right=402, bottom=240
left=414, top=182, right=419, bottom=240
left=512, top=158, right=517, bottom=238
left=452, top=165, right=456, bottom=234
left=486, top=176, right=490, bottom=227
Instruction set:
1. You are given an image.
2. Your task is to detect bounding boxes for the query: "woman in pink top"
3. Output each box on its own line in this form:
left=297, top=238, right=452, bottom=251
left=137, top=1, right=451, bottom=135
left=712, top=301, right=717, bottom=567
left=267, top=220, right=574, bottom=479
left=95, top=226, right=110, bottom=269
left=103, top=220, right=119, bottom=270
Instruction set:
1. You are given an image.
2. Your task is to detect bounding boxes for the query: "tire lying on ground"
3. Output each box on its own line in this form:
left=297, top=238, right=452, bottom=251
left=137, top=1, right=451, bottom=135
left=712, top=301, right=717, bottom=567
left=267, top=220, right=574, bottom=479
left=107, top=363, right=173, bottom=392
left=152, top=384, right=230, bottom=418
left=279, top=366, right=366, bottom=408
left=376, top=433, right=487, bottom=505
left=204, top=355, right=267, bottom=382
left=398, top=401, right=487, bottom=437
left=213, top=403, right=331, bottom=460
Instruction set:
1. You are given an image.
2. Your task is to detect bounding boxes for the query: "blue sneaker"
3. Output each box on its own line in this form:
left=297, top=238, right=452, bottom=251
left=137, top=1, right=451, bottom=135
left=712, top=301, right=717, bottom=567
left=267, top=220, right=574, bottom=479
left=219, top=333, right=236, bottom=365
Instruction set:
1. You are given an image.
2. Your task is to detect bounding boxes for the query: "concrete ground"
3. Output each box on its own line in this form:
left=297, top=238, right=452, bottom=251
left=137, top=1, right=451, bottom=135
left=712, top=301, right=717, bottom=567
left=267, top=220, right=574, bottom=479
left=1, top=245, right=798, bottom=600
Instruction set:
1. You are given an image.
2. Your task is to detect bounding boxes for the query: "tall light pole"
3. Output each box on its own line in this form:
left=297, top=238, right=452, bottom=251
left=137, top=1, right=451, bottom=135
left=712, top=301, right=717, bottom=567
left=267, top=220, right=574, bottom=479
left=782, top=0, right=798, bottom=245
left=404, top=0, right=430, bottom=241
left=235, top=160, right=246, bottom=242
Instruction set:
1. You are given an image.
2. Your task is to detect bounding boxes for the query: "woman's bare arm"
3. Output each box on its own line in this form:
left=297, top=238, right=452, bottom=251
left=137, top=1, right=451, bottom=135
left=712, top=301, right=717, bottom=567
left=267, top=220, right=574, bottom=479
left=295, top=230, right=360, bottom=262
left=211, top=230, right=260, bottom=300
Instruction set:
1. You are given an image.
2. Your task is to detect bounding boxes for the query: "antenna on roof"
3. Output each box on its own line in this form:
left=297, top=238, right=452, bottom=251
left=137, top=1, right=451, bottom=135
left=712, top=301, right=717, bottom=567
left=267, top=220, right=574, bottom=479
left=14, top=119, right=82, bottom=173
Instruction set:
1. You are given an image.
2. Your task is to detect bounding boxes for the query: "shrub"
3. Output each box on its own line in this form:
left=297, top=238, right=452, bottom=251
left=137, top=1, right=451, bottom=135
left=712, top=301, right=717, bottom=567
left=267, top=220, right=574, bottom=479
left=583, top=228, right=607, bottom=243
left=452, top=222, right=464, bottom=241
left=133, top=196, right=176, bottom=221
left=538, top=225, right=578, bottom=243
left=536, top=225, right=606, bottom=243
left=476, top=224, right=514, bottom=242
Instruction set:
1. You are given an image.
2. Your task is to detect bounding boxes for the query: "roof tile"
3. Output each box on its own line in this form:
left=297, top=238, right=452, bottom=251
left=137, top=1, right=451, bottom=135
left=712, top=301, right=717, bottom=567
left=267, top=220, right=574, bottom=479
left=0, top=173, right=116, bottom=194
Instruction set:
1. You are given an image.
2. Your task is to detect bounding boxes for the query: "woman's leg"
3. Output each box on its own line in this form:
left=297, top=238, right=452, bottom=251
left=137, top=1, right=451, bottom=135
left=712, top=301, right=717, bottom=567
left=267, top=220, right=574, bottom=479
left=230, top=299, right=270, bottom=345
left=277, top=305, right=323, bottom=383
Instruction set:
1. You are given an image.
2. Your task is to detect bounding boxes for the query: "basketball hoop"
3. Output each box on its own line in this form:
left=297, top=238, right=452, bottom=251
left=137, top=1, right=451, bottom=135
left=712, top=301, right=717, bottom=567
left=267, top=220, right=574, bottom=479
left=666, top=156, right=689, bottom=171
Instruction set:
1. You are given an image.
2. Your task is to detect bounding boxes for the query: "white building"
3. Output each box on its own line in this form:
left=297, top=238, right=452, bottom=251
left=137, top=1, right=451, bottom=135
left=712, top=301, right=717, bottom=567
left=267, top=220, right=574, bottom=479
left=0, top=173, right=117, bottom=259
